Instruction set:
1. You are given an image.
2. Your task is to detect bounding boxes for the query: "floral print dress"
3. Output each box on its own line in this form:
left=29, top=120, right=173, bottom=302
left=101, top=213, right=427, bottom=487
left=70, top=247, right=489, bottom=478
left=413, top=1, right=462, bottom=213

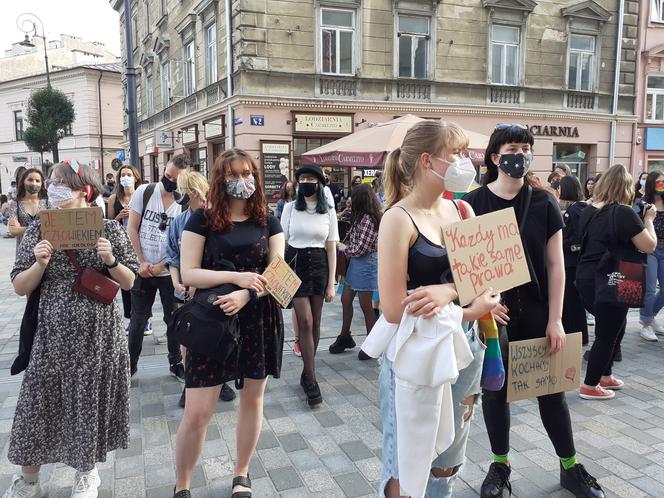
left=9, top=219, right=139, bottom=471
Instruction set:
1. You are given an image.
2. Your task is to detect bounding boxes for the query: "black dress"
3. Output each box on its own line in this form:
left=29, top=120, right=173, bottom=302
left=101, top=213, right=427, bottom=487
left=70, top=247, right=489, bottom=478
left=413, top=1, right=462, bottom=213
left=183, top=209, right=285, bottom=388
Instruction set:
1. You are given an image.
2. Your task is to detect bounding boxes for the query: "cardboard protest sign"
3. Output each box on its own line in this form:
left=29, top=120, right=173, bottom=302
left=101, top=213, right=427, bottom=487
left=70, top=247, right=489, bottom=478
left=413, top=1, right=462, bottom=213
left=40, top=207, right=104, bottom=250
left=263, top=255, right=302, bottom=308
left=507, top=332, right=582, bottom=402
left=443, top=207, right=530, bottom=306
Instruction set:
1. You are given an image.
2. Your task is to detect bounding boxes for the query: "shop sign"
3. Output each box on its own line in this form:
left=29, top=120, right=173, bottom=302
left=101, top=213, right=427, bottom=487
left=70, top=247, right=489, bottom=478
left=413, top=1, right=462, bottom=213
left=145, top=137, right=156, bottom=154
left=156, top=130, right=173, bottom=148
left=12, top=156, right=28, bottom=163
left=293, top=113, right=353, bottom=134
left=529, top=125, right=579, bottom=138
left=204, top=118, right=224, bottom=139
left=261, top=141, right=290, bottom=202
left=181, top=125, right=198, bottom=145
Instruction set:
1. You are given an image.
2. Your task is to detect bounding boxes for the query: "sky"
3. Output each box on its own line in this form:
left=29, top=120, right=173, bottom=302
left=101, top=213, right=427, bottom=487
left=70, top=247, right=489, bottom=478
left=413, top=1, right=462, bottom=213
left=0, top=0, right=121, bottom=58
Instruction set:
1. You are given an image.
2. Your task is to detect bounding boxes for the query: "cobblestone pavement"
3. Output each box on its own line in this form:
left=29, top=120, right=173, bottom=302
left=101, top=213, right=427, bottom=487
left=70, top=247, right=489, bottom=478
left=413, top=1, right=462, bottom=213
left=1, top=228, right=664, bottom=497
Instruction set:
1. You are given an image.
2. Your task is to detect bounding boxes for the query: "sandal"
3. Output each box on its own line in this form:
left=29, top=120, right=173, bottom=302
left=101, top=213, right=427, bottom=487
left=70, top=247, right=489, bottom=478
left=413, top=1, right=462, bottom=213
left=231, top=475, right=252, bottom=498
left=173, top=486, right=191, bottom=498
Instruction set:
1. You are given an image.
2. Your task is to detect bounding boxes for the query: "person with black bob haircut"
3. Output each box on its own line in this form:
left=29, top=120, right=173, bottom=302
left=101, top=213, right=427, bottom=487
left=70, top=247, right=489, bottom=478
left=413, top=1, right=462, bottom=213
left=558, top=175, right=589, bottom=345
left=463, top=124, right=604, bottom=498
left=281, top=164, right=338, bottom=406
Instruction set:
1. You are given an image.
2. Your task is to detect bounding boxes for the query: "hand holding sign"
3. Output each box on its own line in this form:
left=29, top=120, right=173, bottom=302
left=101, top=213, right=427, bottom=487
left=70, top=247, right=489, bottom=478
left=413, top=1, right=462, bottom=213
left=262, top=255, right=302, bottom=308
left=442, top=207, right=531, bottom=306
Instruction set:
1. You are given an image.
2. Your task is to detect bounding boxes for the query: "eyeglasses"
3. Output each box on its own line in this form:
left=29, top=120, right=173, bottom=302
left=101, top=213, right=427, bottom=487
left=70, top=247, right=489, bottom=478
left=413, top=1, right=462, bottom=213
left=158, top=213, right=169, bottom=232
left=45, top=178, right=65, bottom=188
left=495, top=123, right=529, bottom=131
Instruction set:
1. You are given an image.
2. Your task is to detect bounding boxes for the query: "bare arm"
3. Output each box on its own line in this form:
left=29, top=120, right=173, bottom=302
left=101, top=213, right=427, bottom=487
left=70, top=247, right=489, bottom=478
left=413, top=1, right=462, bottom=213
left=13, top=261, right=47, bottom=296
left=633, top=206, right=657, bottom=253
left=127, top=209, right=145, bottom=263
left=545, top=230, right=566, bottom=354
left=8, top=224, right=26, bottom=237
left=107, top=194, right=117, bottom=220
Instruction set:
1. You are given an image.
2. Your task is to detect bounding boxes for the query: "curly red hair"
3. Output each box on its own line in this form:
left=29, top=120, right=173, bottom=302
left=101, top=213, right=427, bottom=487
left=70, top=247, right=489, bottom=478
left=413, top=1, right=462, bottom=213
left=204, top=148, right=267, bottom=232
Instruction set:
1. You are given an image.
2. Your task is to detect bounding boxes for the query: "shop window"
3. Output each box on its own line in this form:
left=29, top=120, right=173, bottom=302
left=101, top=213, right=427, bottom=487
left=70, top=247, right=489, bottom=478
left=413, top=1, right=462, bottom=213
left=184, top=41, right=196, bottom=96
left=293, top=137, right=335, bottom=167
left=397, top=15, right=429, bottom=79
left=648, top=159, right=664, bottom=171
left=491, top=25, right=520, bottom=85
left=647, top=75, right=664, bottom=122
left=320, top=8, right=355, bottom=75
left=212, top=142, right=225, bottom=164
left=205, top=23, right=218, bottom=84
left=652, top=0, right=664, bottom=22
left=553, top=144, right=590, bottom=183
left=568, top=34, right=595, bottom=92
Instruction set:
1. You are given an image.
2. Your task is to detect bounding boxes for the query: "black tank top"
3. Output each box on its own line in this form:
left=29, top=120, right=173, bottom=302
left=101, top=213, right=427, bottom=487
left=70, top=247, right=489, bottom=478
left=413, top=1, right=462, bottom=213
left=395, top=205, right=458, bottom=289
left=113, top=196, right=124, bottom=217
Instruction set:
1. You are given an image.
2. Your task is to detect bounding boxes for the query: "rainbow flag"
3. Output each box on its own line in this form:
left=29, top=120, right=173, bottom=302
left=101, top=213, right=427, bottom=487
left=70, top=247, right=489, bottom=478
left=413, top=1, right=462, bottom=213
left=478, top=313, right=505, bottom=391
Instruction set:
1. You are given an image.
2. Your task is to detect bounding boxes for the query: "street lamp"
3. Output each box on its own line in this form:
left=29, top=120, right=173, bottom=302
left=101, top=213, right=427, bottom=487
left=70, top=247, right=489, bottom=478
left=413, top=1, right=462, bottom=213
left=16, top=13, right=50, bottom=87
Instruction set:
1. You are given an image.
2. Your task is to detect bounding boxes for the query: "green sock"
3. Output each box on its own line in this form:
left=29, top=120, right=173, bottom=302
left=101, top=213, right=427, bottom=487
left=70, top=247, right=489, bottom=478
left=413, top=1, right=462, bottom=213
left=493, top=453, right=509, bottom=465
left=560, top=454, right=577, bottom=470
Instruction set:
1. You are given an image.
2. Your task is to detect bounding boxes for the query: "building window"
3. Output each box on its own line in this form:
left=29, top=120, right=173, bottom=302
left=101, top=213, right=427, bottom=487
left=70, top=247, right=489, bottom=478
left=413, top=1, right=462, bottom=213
left=62, top=123, right=73, bottom=137
left=144, top=0, right=150, bottom=36
left=568, top=34, right=595, bottom=92
left=136, top=84, right=142, bottom=118
left=184, top=41, right=196, bottom=96
left=397, top=15, right=429, bottom=79
left=161, top=61, right=170, bottom=107
left=147, top=75, right=154, bottom=115
left=491, top=25, right=520, bottom=85
left=647, top=75, right=664, bottom=122
left=652, top=0, right=664, bottom=22
left=14, top=110, right=24, bottom=141
left=159, top=0, right=166, bottom=17
left=132, top=16, right=139, bottom=45
left=205, top=23, right=217, bottom=84
left=320, top=8, right=355, bottom=75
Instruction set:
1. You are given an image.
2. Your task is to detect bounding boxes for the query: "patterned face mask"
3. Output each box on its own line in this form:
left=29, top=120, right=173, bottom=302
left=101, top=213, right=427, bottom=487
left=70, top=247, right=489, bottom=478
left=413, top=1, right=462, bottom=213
left=47, top=184, right=75, bottom=208
left=225, top=175, right=256, bottom=200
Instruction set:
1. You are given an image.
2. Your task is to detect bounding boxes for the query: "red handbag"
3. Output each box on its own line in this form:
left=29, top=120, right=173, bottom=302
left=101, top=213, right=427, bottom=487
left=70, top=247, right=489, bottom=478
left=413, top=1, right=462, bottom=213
left=66, top=251, right=120, bottom=305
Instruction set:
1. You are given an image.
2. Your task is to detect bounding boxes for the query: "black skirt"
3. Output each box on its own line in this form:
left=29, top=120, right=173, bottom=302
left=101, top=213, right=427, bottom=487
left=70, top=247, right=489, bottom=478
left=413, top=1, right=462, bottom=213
left=286, top=246, right=329, bottom=297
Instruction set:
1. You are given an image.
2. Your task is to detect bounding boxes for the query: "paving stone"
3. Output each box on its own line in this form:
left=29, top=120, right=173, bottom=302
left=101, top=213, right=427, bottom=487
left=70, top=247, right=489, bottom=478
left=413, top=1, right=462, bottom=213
left=334, top=471, right=374, bottom=497
left=278, top=432, right=308, bottom=452
left=321, top=452, right=355, bottom=476
left=339, top=440, right=373, bottom=461
left=288, top=448, right=323, bottom=472
left=267, top=466, right=303, bottom=491
left=256, top=430, right=280, bottom=450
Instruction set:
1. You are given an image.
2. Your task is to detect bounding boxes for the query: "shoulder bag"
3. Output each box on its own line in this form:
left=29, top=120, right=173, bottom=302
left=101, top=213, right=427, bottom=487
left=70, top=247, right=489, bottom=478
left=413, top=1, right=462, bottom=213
left=66, top=251, right=120, bottom=305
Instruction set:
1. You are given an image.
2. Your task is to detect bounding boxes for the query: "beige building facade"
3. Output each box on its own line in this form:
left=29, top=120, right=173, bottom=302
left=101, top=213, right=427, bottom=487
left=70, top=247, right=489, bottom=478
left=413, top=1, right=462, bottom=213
left=0, top=64, right=124, bottom=193
left=113, top=0, right=638, bottom=195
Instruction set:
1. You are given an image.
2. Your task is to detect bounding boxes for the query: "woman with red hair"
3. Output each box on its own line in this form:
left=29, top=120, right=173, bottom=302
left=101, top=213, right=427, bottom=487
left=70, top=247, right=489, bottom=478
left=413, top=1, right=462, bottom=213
left=173, top=149, right=285, bottom=498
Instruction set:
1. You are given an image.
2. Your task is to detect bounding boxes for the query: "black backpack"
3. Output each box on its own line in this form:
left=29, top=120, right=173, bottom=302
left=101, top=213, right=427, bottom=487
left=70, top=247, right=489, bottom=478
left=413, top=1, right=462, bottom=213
left=562, top=201, right=586, bottom=267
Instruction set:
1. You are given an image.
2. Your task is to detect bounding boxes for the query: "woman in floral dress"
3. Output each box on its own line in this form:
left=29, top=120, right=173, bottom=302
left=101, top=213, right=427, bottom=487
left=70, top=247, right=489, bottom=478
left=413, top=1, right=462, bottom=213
left=4, top=161, right=138, bottom=498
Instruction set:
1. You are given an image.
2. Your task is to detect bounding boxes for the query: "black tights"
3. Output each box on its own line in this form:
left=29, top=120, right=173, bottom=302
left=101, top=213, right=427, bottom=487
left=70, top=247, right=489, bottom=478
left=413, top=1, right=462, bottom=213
left=292, top=295, right=324, bottom=383
left=482, top=292, right=576, bottom=459
left=340, top=287, right=377, bottom=336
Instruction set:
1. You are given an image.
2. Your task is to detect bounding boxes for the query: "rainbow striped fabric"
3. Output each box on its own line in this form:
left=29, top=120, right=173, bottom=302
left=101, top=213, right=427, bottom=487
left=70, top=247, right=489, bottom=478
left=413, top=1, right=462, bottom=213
left=478, top=313, right=505, bottom=391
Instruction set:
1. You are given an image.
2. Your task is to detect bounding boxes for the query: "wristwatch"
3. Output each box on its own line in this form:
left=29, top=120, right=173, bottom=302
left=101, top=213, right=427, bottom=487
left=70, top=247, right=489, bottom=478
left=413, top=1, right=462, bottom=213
left=105, top=257, right=119, bottom=269
left=248, top=289, right=259, bottom=303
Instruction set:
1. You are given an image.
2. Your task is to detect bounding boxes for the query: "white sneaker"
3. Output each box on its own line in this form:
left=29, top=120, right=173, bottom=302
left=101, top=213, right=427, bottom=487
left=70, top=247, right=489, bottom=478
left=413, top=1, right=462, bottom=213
left=653, top=319, right=664, bottom=335
left=586, top=313, right=595, bottom=326
left=640, top=326, right=659, bottom=342
left=71, top=468, right=100, bottom=498
left=143, top=321, right=153, bottom=336
left=2, top=475, right=42, bottom=498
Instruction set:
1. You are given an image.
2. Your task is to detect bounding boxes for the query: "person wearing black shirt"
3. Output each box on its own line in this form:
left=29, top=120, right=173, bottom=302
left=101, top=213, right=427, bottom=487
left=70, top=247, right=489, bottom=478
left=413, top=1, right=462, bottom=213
left=576, top=164, right=656, bottom=401
left=463, top=124, right=604, bottom=498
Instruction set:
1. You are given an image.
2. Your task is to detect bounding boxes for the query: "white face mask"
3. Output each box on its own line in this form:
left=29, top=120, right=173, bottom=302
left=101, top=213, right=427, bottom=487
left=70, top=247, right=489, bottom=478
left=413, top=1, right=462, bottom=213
left=431, top=156, right=476, bottom=193
left=120, top=176, right=134, bottom=188
left=47, top=184, right=75, bottom=208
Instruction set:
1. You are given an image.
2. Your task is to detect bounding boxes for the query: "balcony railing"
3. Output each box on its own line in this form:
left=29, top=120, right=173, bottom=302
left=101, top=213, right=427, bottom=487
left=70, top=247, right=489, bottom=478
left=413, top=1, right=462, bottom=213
left=396, top=81, right=431, bottom=100
left=566, top=91, right=595, bottom=110
left=489, top=86, right=520, bottom=105
left=319, top=76, right=358, bottom=97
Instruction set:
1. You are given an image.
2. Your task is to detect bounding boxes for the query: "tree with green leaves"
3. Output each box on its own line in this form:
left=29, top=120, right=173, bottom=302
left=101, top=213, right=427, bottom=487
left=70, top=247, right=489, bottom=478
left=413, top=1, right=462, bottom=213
left=23, top=87, right=75, bottom=169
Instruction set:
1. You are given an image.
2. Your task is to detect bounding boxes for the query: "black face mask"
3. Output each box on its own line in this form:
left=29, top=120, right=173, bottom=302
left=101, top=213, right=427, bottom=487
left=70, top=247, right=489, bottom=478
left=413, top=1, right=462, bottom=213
left=299, top=182, right=318, bottom=198
left=175, top=192, right=190, bottom=206
left=161, top=175, right=178, bottom=192
left=497, top=153, right=532, bottom=179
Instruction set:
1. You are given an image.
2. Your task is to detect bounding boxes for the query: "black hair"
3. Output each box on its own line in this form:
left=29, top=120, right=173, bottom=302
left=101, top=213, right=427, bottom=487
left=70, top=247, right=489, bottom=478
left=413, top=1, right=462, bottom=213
left=294, top=183, right=328, bottom=214
left=279, top=180, right=295, bottom=202
left=584, top=176, right=595, bottom=199
left=644, top=170, right=663, bottom=204
left=16, top=168, right=48, bottom=200
left=0, top=195, right=7, bottom=204
left=350, top=183, right=382, bottom=229
left=482, top=126, right=535, bottom=186
left=559, top=175, right=584, bottom=202
left=635, top=171, right=649, bottom=195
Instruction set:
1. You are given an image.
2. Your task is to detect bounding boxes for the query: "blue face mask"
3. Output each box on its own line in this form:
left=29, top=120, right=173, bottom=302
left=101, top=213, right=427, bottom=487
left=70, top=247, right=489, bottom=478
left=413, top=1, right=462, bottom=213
left=640, top=179, right=647, bottom=188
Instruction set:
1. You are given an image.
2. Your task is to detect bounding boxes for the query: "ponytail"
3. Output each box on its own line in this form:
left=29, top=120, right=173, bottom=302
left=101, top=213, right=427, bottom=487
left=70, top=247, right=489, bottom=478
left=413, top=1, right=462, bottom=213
left=384, top=147, right=407, bottom=209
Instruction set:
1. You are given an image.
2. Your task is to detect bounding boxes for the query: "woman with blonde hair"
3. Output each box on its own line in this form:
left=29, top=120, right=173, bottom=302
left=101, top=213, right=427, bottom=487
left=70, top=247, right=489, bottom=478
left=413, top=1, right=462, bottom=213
left=577, top=164, right=656, bottom=400
left=371, top=120, right=500, bottom=498
left=166, top=170, right=236, bottom=407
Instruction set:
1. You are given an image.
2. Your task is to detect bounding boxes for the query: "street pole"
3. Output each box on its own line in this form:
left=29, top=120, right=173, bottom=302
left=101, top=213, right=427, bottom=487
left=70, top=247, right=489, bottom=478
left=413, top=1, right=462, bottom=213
left=42, top=35, right=50, bottom=88
left=123, top=0, right=139, bottom=173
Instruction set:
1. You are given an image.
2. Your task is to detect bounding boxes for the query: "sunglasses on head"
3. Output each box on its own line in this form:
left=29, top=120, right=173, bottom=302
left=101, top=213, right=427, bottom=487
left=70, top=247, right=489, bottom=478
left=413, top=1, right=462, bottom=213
left=158, top=213, right=169, bottom=232
left=495, top=123, right=529, bottom=131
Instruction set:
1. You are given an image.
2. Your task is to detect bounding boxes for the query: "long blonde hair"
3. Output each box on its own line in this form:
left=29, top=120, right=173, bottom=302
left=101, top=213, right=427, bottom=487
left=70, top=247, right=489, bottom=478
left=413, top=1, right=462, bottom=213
left=177, top=170, right=209, bottom=202
left=384, top=120, right=469, bottom=208
left=593, top=163, right=633, bottom=206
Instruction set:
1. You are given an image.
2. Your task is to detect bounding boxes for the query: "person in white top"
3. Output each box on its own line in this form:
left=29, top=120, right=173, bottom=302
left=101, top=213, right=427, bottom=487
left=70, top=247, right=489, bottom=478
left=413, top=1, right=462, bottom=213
left=281, top=164, right=338, bottom=407
left=126, top=154, right=191, bottom=380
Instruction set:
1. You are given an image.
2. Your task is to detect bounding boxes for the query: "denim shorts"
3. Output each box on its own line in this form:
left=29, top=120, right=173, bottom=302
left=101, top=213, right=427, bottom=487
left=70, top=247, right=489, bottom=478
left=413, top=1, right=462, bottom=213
left=378, top=326, right=486, bottom=498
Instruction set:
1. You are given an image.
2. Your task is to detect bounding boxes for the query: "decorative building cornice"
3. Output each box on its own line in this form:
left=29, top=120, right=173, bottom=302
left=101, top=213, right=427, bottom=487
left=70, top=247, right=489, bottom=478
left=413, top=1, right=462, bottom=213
left=482, top=0, right=537, bottom=14
left=561, top=0, right=612, bottom=23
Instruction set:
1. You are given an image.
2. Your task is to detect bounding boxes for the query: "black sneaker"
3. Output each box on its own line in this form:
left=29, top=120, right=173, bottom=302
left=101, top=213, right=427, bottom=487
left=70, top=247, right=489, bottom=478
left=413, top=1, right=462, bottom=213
left=560, top=463, right=604, bottom=498
left=178, top=389, right=186, bottom=408
left=329, top=334, right=356, bottom=354
left=304, top=381, right=323, bottom=407
left=170, top=362, right=185, bottom=383
left=481, top=462, right=512, bottom=498
left=220, top=383, right=236, bottom=402
left=358, top=350, right=371, bottom=361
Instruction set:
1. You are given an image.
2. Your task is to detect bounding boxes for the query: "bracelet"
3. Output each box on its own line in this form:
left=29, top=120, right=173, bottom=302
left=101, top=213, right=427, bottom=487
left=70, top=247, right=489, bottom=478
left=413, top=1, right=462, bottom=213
left=105, top=257, right=119, bottom=269
left=247, top=289, right=259, bottom=303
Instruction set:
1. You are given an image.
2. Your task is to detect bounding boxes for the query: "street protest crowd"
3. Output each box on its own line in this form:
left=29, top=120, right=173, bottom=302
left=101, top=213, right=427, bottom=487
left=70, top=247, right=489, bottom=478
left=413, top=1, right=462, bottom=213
left=2, top=121, right=660, bottom=498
